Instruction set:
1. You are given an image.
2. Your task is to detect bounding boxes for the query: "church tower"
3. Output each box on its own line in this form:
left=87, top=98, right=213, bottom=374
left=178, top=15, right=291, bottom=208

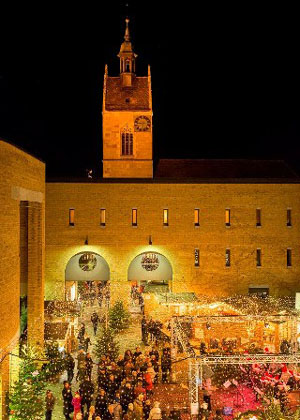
left=102, top=18, right=153, bottom=178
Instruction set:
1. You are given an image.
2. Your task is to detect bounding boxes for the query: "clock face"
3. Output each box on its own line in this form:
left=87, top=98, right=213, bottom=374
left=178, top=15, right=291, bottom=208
left=79, top=253, right=97, bottom=272
left=134, top=116, right=151, bottom=132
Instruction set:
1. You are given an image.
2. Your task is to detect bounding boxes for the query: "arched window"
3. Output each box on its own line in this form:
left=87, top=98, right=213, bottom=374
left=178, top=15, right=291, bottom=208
left=121, top=128, right=133, bottom=156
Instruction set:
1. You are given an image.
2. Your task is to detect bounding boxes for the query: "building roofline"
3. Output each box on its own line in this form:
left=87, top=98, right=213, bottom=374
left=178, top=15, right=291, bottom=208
left=0, top=137, right=45, bottom=164
left=46, top=177, right=300, bottom=185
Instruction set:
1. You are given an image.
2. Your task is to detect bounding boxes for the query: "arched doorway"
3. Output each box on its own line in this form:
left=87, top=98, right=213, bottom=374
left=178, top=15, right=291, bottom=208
left=128, top=251, right=172, bottom=293
left=65, top=251, right=110, bottom=302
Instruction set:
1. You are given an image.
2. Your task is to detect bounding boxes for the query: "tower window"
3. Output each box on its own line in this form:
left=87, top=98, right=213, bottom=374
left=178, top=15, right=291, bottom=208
left=163, top=209, right=169, bottom=226
left=121, top=129, right=133, bottom=156
left=287, top=249, right=292, bottom=267
left=194, top=209, right=200, bottom=226
left=69, top=208, right=75, bottom=226
left=256, top=209, right=261, bottom=227
left=195, top=248, right=199, bottom=267
left=225, top=249, right=231, bottom=267
left=287, top=209, right=292, bottom=227
left=132, top=209, right=137, bottom=226
left=100, top=209, right=106, bottom=226
left=256, top=249, right=262, bottom=267
left=225, top=209, right=231, bottom=226
left=125, top=61, right=130, bottom=72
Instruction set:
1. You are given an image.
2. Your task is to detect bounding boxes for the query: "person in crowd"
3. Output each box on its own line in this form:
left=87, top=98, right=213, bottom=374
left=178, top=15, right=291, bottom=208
left=149, top=345, right=159, bottom=362
left=87, top=405, right=96, bottom=420
left=84, top=334, right=92, bottom=353
left=62, top=381, right=73, bottom=420
left=127, top=402, right=135, bottom=420
left=139, top=294, right=145, bottom=315
left=109, top=396, right=123, bottom=420
left=161, top=348, right=171, bottom=384
left=213, top=409, right=224, bottom=420
left=143, top=399, right=152, bottom=420
left=124, top=349, right=133, bottom=362
left=150, top=355, right=159, bottom=384
left=45, top=389, right=56, bottom=420
left=98, top=365, right=108, bottom=391
left=91, top=311, right=100, bottom=335
left=86, top=353, right=94, bottom=381
left=134, top=379, right=146, bottom=400
left=72, top=391, right=82, bottom=419
left=149, top=401, right=162, bottom=420
left=144, top=368, right=153, bottom=398
left=120, top=381, right=134, bottom=413
left=107, top=374, right=118, bottom=403
left=65, top=352, right=75, bottom=384
left=202, top=378, right=213, bottom=411
left=77, top=350, right=87, bottom=382
left=133, top=347, right=142, bottom=364
left=133, top=393, right=144, bottom=420
left=79, top=376, right=95, bottom=416
left=78, top=323, right=86, bottom=341
left=141, top=316, right=148, bottom=344
left=95, top=388, right=108, bottom=419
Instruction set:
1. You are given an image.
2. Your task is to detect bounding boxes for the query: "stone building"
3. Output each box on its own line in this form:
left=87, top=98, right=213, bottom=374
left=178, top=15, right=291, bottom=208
left=0, top=17, right=300, bottom=418
left=0, top=140, right=45, bottom=418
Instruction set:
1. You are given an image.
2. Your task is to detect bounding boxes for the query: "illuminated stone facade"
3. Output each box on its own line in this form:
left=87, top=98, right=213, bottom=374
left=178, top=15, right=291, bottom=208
left=0, top=140, right=45, bottom=418
left=45, top=181, right=300, bottom=303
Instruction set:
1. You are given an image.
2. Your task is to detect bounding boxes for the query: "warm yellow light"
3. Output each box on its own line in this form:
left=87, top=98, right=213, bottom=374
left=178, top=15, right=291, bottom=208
left=100, top=208, right=106, bottom=225
left=163, top=209, right=168, bottom=225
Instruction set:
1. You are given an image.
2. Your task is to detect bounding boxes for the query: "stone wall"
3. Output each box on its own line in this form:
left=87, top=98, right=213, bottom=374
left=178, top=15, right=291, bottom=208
left=0, top=140, right=45, bottom=418
left=45, top=182, right=300, bottom=303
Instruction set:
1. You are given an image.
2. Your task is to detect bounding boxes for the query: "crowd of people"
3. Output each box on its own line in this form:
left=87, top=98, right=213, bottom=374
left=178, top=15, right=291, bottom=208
left=44, top=313, right=172, bottom=420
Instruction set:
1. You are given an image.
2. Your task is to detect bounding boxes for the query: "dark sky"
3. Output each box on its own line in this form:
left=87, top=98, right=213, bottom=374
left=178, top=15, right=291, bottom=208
left=1, top=2, right=300, bottom=178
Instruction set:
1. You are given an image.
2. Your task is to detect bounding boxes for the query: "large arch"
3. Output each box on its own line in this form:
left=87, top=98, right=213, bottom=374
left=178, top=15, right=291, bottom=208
left=128, top=251, right=173, bottom=292
left=65, top=251, right=110, bottom=301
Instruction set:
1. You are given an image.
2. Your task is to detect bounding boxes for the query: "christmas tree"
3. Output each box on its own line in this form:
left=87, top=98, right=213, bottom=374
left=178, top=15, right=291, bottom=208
left=9, top=346, right=46, bottom=420
left=109, top=300, right=131, bottom=332
left=94, top=327, right=119, bottom=361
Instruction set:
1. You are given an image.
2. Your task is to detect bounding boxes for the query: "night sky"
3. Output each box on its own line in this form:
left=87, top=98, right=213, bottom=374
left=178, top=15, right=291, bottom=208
left=1, top=2, right=300, bottom=178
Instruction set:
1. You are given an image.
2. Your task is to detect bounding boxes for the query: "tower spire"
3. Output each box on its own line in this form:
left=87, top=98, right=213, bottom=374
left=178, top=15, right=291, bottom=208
left=124, top=17, right=130, bottom=42
left=118, top=17, right=137, bottom=87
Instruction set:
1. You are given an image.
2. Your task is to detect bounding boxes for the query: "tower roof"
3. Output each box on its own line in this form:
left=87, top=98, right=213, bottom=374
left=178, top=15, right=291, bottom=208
left=104, top=76, right=151, bottom=111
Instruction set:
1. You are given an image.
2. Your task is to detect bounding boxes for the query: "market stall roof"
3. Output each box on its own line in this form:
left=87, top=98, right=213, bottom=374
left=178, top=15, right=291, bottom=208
left=156, top=292, right=198, bottom=304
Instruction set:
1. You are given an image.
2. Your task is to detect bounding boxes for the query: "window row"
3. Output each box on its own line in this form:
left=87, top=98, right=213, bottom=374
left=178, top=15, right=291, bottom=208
left=69, top=208, right=294, bottom=227
left=194, top=248, right=293, bottom=267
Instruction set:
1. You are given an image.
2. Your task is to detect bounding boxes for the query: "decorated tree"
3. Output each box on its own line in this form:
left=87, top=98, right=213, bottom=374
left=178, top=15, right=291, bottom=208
left=44, top=341, right=66, bottom=381
left=94, top=327, right=119, bottom=361
left=109, top=300, right=131, bottom=332
left=9, top=347, right=46, bottom=420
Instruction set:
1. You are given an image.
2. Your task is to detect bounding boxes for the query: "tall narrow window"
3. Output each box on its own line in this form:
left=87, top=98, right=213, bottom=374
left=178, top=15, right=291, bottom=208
left=256, top=249, right=262, bottom=267
left=225, top=249, right=231, bottom=267
left=287, top=209, right=292, bottom=227
left=195, top=248, right=199, bottom=267
left=225, top=209, right=231, bottom=226
left=287, top=249, right=292, bottom=267
left=163, top=209, right=169, bottom=226
left=100, top=209, right=106, bottom=226
left=194, top=209, right=200, bottom=226
left=121, top=128, right=133, bottom=156
left=69, top=208, right=75, bottom=226
left=132, top=209, right=137, bottom=226
left=256, top=209, right=261, bottom=227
